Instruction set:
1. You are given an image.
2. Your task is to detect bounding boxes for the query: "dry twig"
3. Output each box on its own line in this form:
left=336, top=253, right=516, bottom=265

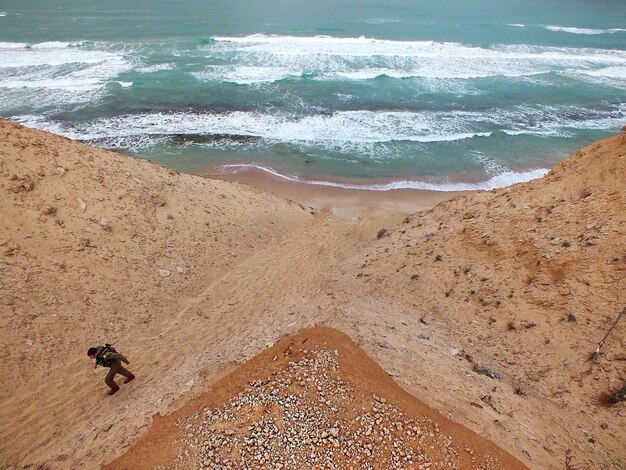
left=589, top=306, right=625, bottom=364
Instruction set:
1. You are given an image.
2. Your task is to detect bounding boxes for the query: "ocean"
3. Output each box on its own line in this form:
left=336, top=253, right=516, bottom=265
left=1, top=0, right=625, bottom=191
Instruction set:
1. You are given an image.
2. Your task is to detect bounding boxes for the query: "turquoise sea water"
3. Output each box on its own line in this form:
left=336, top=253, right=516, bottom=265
left=1, top=0, right=625, bottom=190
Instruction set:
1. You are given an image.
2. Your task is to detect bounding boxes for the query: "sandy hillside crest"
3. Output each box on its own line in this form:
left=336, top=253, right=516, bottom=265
left=1, top=119, right=625, bottom=469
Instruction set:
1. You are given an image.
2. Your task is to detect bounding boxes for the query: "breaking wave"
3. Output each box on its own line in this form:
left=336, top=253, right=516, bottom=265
left=13, top=104, right=625, bottom=147
left=199, top=35, right=626, bottom=84
left=0, top=41, right=130, bottom=106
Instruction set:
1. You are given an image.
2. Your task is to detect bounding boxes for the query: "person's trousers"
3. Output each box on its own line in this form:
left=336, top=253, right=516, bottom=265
left=105, top=360, right=133, bottom=389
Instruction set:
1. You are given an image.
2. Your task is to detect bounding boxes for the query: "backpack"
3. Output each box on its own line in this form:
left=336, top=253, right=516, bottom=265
left=96, top=343, right=117, bottom=368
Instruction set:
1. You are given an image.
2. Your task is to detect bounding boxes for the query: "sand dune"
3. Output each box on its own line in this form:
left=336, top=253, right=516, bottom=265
left=1, top=119, right=624, bottom=469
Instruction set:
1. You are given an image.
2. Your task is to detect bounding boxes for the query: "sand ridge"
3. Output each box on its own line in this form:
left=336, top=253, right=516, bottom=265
left=1, top=119, right=625, bottom=469
left=107, top=327, right=527, bottom=469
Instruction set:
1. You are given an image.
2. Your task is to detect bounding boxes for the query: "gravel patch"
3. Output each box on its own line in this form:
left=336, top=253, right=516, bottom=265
left=169, top=348, right=504, bottom=469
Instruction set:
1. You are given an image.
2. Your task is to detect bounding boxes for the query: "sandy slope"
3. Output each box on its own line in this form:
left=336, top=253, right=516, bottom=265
left=0, top=119, right=320, bottom=468
left=323, top=134, right=626, bottom=469
left=1, top=119, right=625, bottom=469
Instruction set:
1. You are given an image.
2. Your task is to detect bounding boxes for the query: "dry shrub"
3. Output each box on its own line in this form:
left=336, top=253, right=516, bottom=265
left=597, top=383, right=626, bottom=406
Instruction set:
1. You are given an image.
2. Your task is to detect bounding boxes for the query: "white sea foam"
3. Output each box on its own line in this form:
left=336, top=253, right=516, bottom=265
left=193, top=66, right=300, bottom=84
left=199, top=35, right=626, bottom=84
left=508, top=24, right=525, bottom=28
left=30, top=41, right=87, bottom=49
left=14, top=110, right=495, bottom=144
left=210, top=34, right=626, bottom=62
left=578, top=65, right=626, bottom=79
left=0, top=42, right=31, bottom=49
left=0, top=77, right=102, bottom=90
left=135, top=63, right=175, bottom=73
left=195, top=66, right=535, bottom=84
left=219, top=163, right=549, bottom=192
left=501, top=129, right=564, bottom=137
left=365, top=18, right=404, bottom=24
left=469, top=151, right=507, bottom=175
left=14, top=105, right=623, bottom=149
left=0, top=42, right=124, bottom=68
left=334, top=93, right=355, bottom=103
left=210, top=34, right=441, bottom=56
left=0, top=41, right=131, bottom=105
left=0, top=40, right=84, bottom=49
left=90, top=134, right=171, bottom=151
left=545, top=25, right=626, bottom=35
left=0, top=12, right=8, bottom=18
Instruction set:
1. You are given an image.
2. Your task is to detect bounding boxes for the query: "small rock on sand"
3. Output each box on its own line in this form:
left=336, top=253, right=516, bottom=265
left=99, top=217, right=111, bottom=231
left=76, top=197, right=86, bottom=212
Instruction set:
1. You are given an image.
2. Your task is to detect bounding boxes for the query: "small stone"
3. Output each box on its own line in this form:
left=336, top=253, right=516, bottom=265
left=76, top=197, right=86, bottom=212
left=10, top=178, right=35, bottom=193
left=99, top=217, right=112, bottom=231
left=159, top=269, right=171, bottom=277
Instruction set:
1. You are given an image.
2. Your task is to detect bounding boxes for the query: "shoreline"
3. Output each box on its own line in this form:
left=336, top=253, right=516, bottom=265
left=194, top=164, right=470, bottom=221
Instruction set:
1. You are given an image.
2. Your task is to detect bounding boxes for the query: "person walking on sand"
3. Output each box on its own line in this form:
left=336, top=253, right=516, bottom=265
left=87, top=344, right=135, bottom=396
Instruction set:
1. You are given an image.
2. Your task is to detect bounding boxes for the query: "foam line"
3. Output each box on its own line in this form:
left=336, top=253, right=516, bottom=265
left=219, top=163, right=549, bottom=192
left=0, top=78, right=102, bottom=90
left=210, top=34, right=626, bottom=62
left=578, top=65, right=626, bottom=79
left=0, top=41, right=125, bottom=68
left=545, top=25, right=626, bottom=35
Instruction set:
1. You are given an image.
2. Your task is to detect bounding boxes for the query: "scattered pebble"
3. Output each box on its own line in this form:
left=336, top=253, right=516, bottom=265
left=172, top=348, right=504, bottom=470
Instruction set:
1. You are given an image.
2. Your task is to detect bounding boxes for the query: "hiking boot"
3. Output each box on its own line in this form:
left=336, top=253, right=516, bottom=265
left=123, top=374, right=135, bottom=384
left=106, top=387, right=119, bottom=396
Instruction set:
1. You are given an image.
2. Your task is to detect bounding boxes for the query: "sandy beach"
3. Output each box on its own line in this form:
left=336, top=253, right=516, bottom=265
left=198, top=164, right=468, bottom=222
left=1, top=119, right=625, bottom=469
